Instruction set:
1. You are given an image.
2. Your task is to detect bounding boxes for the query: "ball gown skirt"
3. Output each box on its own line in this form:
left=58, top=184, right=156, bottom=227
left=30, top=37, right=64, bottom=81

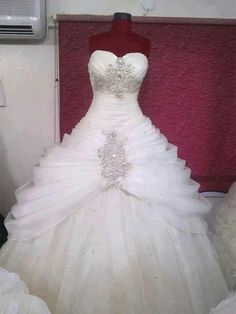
left=0, top=50, right=229, bottom=313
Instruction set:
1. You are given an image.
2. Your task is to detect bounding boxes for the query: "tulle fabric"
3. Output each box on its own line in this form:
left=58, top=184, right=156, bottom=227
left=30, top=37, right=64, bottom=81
left=0, top=189, right=228, bottom=314
left=0, top=267, right=51, bottom=313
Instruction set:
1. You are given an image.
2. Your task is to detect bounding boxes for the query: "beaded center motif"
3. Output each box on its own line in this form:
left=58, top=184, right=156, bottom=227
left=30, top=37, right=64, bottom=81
left=98, top=131, right=132, bottom=191
left=91, top=57, right=142, bottom=99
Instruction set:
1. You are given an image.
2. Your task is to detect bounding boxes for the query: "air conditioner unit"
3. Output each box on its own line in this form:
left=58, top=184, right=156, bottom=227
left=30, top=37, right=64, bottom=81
left=0, top=0, right=47, bottom=41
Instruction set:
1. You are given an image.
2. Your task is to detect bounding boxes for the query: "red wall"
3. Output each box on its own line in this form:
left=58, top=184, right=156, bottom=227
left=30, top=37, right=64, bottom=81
left=59, top=21, right=236, bottom=192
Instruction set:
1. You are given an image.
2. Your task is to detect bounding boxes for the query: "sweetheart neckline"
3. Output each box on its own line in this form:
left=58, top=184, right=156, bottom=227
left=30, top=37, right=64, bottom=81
left=89, top=49, right=149, bottom=63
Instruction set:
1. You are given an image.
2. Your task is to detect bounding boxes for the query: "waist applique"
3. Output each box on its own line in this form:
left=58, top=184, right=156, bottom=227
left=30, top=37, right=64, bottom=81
left=98, top=131, right=132, bottom=191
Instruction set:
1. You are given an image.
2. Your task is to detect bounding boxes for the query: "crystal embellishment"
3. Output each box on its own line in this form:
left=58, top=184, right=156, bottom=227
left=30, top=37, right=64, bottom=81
left=91, top=57, right=142, bottom=99
left=98, top=131, right=132, bottom=190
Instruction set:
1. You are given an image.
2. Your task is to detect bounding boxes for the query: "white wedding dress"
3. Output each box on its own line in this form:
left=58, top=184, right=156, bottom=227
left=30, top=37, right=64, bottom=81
left=0, top=50, right=229, bottom=314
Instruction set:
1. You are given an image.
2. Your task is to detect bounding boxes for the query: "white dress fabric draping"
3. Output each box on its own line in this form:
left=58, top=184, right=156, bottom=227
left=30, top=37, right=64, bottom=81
left=0, top=50, right=229, bottom=314
left=209, top=293, right=236, bottom=314
left=0, top=267, right=51, bottom=314
left=210, top=182, right=236, bottom=290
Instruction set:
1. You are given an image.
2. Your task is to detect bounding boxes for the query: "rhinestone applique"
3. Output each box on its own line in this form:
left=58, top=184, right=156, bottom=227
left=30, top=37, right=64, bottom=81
left=91, top=57, right=142, bottom=99
left=98, top=131, right=132, bottom=190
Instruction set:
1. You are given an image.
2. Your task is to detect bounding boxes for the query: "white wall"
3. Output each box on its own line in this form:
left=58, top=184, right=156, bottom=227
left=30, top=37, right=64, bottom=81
left=0, top=31, right=55, bottom=216
left=0, top=0, right=235, bottom=216
left=47, top=0, right=236, bottom=20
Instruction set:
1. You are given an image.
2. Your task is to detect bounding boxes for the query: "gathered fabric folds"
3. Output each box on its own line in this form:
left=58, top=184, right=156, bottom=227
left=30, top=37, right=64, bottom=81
left=6, top=115, right=209, bottom=241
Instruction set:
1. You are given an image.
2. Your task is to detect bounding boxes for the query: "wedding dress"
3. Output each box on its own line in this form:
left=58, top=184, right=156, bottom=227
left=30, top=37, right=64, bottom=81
left=0, top=50, right=229, bottom=314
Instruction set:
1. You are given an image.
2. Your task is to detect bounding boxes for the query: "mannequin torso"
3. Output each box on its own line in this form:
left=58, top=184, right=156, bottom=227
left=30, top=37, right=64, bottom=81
left=89, top=13, right=150, bottom=58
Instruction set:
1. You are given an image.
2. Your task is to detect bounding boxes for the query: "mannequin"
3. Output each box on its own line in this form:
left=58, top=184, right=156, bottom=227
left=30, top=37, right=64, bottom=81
left=89, top=12, right=151, bottom=58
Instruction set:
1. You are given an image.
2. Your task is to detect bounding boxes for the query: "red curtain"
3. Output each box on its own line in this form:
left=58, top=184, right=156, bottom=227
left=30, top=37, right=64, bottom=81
left=58, top=21, right=236, bottom=192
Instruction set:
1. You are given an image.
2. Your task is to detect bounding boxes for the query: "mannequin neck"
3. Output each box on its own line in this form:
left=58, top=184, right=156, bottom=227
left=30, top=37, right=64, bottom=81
left=111, top=20, right=132, bottom=34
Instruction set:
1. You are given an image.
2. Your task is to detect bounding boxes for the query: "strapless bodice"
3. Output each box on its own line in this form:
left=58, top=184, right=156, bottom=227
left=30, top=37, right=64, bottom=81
left=86, top=50, right=149, bottom=129
left=88, top=50, right=148, bottom=101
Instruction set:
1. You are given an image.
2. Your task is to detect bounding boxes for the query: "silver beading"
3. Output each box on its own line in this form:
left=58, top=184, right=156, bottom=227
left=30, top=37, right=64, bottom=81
left=98, top=131, right=132, bottom=190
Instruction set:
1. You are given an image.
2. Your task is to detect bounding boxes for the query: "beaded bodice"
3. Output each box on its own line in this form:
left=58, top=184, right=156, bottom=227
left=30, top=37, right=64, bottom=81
left=88, top=50, right=148, bottom=100
left=86, top=50, right=148, bottom=191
